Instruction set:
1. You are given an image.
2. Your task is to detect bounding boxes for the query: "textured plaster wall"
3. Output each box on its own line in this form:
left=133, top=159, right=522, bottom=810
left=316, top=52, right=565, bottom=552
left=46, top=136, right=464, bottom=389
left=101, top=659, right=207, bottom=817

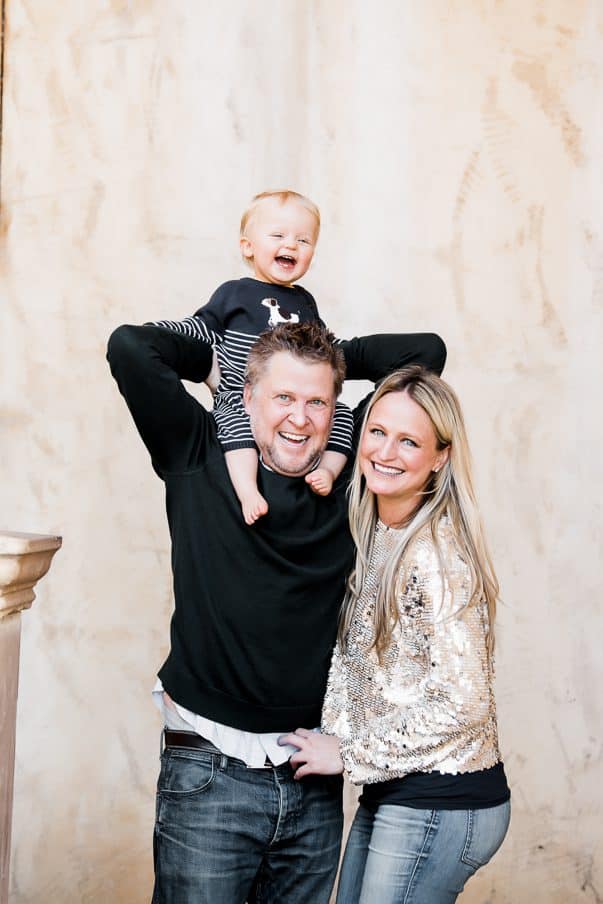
left=1, top=2, right=601, bottom=901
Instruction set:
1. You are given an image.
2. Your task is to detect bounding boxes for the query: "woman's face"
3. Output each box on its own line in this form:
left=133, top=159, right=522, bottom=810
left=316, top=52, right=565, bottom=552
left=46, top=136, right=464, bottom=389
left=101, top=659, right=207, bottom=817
left=359, top=390, right=449, bottom=522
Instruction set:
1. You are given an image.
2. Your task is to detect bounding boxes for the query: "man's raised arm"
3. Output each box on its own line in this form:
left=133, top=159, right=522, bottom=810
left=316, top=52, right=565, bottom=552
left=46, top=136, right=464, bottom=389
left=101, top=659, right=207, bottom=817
left=336, top=332, right=446, bottom=440
left=339, top=332, right=446, bottom=383
left=107, top=324, right=214, bottom=475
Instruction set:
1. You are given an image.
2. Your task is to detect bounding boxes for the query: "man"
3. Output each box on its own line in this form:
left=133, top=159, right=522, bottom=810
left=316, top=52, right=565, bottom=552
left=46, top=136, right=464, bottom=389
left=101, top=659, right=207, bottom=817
left=107, top=320, right=445, bottom=903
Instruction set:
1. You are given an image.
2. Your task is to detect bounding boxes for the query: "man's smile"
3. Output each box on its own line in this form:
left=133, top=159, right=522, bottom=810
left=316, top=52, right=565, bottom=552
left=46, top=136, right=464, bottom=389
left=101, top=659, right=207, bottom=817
left=279, top=431, right=308, bottom=446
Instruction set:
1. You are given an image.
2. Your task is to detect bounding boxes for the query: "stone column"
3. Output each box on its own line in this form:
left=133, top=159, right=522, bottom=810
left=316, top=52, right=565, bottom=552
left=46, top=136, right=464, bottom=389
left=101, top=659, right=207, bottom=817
left=0, top=531, right=62, bottom=904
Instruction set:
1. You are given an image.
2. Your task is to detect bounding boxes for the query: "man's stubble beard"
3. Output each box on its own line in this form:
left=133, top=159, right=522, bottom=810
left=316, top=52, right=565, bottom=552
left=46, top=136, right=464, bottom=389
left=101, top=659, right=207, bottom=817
left=262, top=440, right=323, bottom=477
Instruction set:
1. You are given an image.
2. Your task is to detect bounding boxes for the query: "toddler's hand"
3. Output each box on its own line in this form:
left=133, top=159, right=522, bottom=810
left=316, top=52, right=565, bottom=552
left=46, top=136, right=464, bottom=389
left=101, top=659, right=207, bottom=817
left=305, top=467, right=334, bottom=497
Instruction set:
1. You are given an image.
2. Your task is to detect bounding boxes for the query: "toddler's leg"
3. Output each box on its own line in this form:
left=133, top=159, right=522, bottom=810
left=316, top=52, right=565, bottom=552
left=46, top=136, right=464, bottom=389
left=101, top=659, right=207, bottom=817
left=305, top=450, right=347, bottom=497
left=225, top=448, right=268, bottom=525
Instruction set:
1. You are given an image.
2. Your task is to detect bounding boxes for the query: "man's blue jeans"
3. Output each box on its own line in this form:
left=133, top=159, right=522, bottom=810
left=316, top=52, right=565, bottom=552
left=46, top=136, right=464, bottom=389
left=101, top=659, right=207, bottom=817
left=336, top=800, right=511, bottom=903
left=152, top=741, right=343, bottom=903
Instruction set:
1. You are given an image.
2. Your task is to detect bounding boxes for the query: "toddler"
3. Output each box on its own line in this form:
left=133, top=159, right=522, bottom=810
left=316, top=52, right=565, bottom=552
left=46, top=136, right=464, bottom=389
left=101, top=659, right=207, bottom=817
left=154, top=190, right=352, bottom=524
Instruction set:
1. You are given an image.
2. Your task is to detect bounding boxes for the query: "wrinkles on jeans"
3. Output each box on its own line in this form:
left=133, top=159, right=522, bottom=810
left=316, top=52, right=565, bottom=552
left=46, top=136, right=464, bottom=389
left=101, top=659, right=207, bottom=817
left=336, top=801, right=510, bottom=904
left=158, top=748, right=216, bottom=797
left=152, top=744, right=343, bottom=904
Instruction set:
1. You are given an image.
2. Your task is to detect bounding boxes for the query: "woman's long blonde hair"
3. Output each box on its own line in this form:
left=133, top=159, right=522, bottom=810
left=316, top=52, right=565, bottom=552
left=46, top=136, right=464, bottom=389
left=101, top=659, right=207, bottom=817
left=338, top=366, right=499, bottom=659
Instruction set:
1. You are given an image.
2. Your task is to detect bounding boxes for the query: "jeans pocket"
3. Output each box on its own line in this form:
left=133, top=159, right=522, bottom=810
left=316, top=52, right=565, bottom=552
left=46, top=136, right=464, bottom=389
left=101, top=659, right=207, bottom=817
left=158, top=750, right=216, bottom=797
left=461, top=802, right=511, bottom=870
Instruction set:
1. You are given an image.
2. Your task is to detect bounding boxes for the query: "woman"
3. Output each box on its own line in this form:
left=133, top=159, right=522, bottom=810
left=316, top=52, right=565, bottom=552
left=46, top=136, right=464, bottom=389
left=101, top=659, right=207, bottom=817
left=280, top=366, right=510, bottom=903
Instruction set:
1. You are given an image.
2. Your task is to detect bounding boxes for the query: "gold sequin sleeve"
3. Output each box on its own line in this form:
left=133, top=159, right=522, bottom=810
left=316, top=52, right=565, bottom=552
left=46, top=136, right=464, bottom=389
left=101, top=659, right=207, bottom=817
left=321, top=517, right=501, bottom=785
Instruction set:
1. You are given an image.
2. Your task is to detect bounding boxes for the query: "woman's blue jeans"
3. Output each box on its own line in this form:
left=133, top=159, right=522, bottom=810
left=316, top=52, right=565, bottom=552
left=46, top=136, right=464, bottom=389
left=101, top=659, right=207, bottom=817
left=151, top=742, right=343, bottom=903
left=336, top=800, right=511, bottom=904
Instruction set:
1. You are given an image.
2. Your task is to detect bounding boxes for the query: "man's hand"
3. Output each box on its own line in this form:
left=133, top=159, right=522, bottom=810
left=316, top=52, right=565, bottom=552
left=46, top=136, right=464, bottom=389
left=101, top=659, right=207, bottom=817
left=278, top=728, right=344, bottom=780
left=205, top=350, right=221, bottom=395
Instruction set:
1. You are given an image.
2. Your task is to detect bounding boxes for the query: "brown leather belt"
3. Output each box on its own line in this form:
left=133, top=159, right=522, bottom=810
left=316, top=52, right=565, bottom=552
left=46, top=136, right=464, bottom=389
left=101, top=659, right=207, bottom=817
left=163, top=730, right=218, bottom=751
left=163, top=729, right=274, bottom=768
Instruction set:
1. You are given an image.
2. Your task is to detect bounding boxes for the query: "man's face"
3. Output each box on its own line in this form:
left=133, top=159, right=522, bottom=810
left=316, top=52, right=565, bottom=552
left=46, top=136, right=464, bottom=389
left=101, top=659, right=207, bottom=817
left=243, top=351, right=336, bottom=477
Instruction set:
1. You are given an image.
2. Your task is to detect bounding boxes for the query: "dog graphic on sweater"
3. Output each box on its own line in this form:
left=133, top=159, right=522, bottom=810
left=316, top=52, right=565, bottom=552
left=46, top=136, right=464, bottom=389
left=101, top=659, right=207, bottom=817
left=262, top=298, right=300, bottom=328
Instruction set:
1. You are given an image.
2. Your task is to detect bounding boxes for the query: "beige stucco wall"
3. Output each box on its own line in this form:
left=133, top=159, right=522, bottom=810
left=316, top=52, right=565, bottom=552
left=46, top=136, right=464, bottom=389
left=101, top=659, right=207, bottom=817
left=1, top=1, right=601, bottom=901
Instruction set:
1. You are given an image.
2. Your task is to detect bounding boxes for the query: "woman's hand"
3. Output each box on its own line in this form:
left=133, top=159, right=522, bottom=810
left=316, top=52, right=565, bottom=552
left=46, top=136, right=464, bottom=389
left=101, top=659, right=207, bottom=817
left=278, top=728, right=344, bottom=780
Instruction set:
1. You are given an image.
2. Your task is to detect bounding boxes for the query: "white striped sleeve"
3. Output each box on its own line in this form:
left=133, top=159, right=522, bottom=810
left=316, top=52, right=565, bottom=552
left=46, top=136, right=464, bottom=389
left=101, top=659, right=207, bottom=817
left=326, top=402, right=354, bottom=455
left=150, top=315, right=222, bottom=348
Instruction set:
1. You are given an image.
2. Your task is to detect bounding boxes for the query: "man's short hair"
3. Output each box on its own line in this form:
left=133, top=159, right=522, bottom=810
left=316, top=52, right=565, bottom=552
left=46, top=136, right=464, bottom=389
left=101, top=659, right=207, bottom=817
left=245, top=322, right=346, bottom=397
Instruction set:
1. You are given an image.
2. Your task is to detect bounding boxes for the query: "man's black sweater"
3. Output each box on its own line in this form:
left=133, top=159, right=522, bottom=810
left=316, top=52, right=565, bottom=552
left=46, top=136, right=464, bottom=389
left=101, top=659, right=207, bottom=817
left=107, top=325, right=445, bottom=732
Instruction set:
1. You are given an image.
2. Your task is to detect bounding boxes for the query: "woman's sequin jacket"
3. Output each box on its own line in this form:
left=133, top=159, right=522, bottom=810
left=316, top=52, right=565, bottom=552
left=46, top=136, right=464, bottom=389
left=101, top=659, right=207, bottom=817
left=321, top=515, right=502, bottom=785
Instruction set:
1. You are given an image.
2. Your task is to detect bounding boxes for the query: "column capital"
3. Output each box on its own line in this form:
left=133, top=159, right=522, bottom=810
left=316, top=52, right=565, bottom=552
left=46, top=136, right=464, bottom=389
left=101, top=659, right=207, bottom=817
left=0, top=532, right=62, bottom=619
